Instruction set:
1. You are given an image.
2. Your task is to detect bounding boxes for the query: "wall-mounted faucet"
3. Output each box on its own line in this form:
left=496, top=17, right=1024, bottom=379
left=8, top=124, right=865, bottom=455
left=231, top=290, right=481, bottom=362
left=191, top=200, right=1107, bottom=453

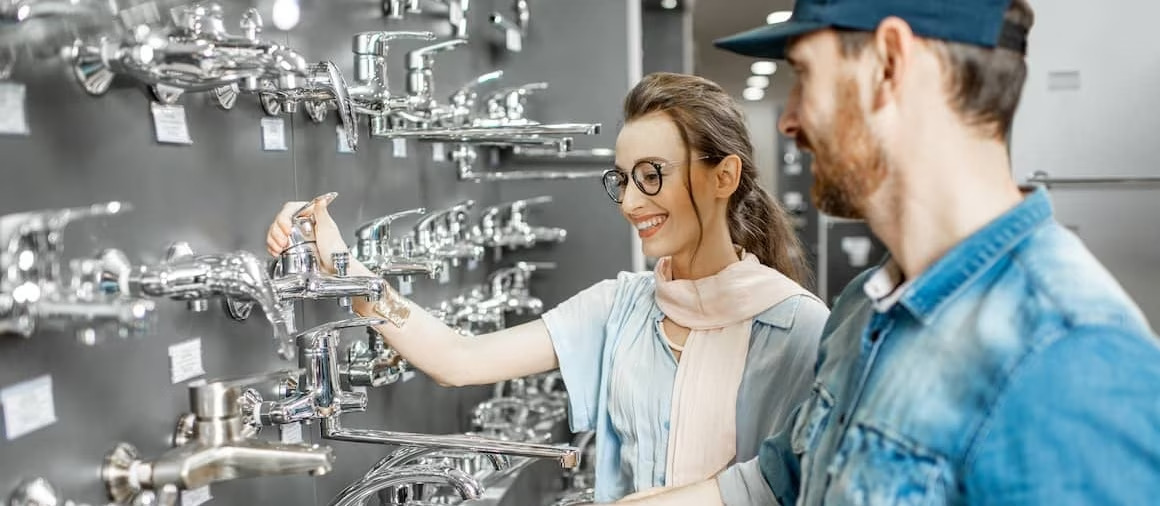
left=439, top=69, right=504, bottom=127
left=130, top=242, right=296, bottom=359
left=101, top=372, right=335, bottom=505
left=346, top=30, right=434, bottom=134
left=490, top=0, right=529, bottom=52
left=248, top=317, right=387, bottom=426
left=340, top=327, right=408, bottom=389
left=68, top=3, right=311, bottom=104
left=402, top=38, right=467, bottom=122
left=0, top=202, right=156, bottom=342
left=352, top=207, right=442, bottom=280
left=478, top=196, right=565, bottom=257
left=382, top=0, right=468, bottom=38
left=272, top=195, right=386, bottom=314
left=480, top=82, right=547, bottom=127
left=412, top=200, right=484, bottom=268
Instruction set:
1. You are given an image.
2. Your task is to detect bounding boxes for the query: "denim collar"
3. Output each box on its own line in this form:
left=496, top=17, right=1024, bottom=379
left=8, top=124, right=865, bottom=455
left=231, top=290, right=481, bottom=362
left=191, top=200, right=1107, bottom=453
left=865, top=188, right=1054, bottom=324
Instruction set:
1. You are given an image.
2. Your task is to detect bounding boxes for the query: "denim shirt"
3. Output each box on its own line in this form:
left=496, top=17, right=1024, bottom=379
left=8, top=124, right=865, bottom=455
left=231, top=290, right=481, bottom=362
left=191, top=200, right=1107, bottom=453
left=542, top=271, right=829, bottom=502
left=718, top=188, right=1160, bottom=505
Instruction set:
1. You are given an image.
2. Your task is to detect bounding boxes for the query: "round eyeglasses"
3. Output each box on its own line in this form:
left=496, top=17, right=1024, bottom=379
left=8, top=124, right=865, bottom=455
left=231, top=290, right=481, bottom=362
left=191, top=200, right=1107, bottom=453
left=601, top=156, right=713, bottom=204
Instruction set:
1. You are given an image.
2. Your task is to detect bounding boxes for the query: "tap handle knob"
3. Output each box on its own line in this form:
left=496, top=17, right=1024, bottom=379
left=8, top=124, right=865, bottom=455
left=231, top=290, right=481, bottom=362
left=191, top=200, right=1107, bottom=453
left=452, top=70, right=504, bottom=104
left=288, top=192, right=337, bottom=246
left=296, top=316, right=390, bottom=341
left=406, top=38, right=468, bottom=70
left=240, top=8, right=262, bottom=42
left=353, top=31, right=436, bottom=56
left=510, top=195, right=553, bottom=210
left=355, top=207, right=427, bottom=241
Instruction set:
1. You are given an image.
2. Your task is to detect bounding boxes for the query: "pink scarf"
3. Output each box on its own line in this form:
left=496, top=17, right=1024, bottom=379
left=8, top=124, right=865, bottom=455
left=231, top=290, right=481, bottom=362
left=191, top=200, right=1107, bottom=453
left=654, top=251, right=812, bottom=486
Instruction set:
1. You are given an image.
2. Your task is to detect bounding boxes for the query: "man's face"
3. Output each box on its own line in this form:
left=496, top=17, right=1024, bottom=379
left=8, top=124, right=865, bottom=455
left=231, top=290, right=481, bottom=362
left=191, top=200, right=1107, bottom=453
left=778, top=30, right=888, bottom=220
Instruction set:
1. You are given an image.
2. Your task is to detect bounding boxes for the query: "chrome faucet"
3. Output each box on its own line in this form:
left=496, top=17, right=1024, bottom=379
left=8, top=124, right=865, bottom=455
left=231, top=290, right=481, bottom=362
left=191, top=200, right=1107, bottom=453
left=480, top=82, right=547, bottom=127
left=271, top=195, right=386, bottom=313
left=101, top=373, right=335, bottom=505
left=352, top=207, right=441, bottom=279
left=368, top=446, right=510, bottom=504
left=68, top=3, right=310, bottom=104
left=403, top=38, right=468, bottom=120
left=440, top=69, right=504, bottom=127
left=479, top=196, right=566, bottom=256
left=490, top=0, right=529, bottom=52
left=0, top=202, right=156, bottom=341
left=381, top=0, right=468, bottom=38
left=346, top=30, right=435, bottom=133
left=249, top=317, right=387, bottom=426
left=328, top=465, right=481, bottom=506
left=340, top=327, right=408, bottom=388
left=130, top=242, right=296, bottom=359
left=412, top=200, right=484, bottom=268
left=489, top=261, right=554, bottom=316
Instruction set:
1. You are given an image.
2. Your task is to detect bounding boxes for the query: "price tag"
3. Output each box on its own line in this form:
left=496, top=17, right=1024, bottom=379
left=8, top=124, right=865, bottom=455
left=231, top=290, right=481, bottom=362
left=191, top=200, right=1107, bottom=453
left=181, top=485, right=212, bottom=506
left=337, top=125, right=354, bottom=154
left=431, top=142, right=446, bottom=162
left=261, top=117, right=287, bottom=151
left=351, top=385, right=368, bottom=395
left=506, top=30, right=523, bottom=52
left=401, top=371, right=416, bottom=383
left=392, top=138, right=407, bottom=158
left=398, top=277, right=412, bottom=296
left=784, top=163, right=802, bottom=176
left=151, top=103, right=193, bottom=145
left=467, top=259, right=479, bottom=271
left=0, top=82, right=30, bottom=136
left=1, top=375, right=57, bottom=440
left=280, top=422, right=303, bottom=444
left=438, top=267, right=450, bottom=285
left=169, top=338, right=205, bottom=384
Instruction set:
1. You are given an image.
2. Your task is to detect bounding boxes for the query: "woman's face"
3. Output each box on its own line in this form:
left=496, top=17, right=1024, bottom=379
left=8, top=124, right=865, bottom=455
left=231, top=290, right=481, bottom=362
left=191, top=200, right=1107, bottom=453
left=613, top=112, right=716, bottom=260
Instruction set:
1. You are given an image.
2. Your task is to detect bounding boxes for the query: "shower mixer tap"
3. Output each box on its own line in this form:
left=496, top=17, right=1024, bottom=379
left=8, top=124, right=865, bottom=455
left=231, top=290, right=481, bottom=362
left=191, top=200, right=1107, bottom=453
left=68, top=3, right=311, bottom=104
left=271, top=195, right=386, bottom=314
left=353, top=207, right=442, bottom=279
left=129, top=242, right=296, bottom=359
left=413, top=200, right=484, bottom=268
left=481, top=82, right=548, bottom=126
left=101, top=372, right=335, bottom=505
left=0, top=201, right=156, bottom=341
left=346, top=30, right=435, bottom=132
left=340, top=327, right=409, bottom=388
left=403, top=38, right=468, bottom=119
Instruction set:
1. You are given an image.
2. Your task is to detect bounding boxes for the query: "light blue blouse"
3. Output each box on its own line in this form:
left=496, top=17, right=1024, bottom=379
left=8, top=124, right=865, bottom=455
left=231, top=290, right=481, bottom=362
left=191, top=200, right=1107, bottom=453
left=542, top=270, right=829, bottom=502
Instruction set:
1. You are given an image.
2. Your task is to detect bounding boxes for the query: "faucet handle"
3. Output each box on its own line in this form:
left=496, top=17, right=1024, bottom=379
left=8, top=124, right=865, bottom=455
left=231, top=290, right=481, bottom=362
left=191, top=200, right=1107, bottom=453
left=452, top=70, right=504, bottom=104
left=406, top=38, right=468, bottom=70
left=296, top=316, right=390, bottom=342
left=509, top=195, right=553, bottom=213
left=515, top=261, right=556, bottom=272
left=239, top=8, right=262, bottom=42
left=355, top=207, right=428, bottom=241
left=305, top=61, right=358, bottom=152
left=353, top=31, right=436, bottom=56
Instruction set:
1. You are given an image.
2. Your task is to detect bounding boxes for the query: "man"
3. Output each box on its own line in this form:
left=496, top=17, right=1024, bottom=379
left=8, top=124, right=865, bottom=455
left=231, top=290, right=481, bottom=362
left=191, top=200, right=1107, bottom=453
left=613, top=0, right=1160, bottom=504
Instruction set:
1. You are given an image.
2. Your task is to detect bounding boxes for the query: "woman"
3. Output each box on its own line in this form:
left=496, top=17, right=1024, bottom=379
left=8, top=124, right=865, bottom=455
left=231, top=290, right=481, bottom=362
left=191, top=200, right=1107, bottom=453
left=265, top=73, right=829, bottom=502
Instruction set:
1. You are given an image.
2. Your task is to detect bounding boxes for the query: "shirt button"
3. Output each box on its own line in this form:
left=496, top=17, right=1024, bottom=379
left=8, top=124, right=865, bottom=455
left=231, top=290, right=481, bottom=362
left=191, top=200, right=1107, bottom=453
left=663, top=421, right=670, bottom=430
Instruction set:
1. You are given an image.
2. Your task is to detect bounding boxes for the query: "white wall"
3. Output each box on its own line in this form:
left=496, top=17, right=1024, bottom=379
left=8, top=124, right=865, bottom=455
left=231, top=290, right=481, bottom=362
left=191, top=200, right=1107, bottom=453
left=1011, top=0, right=1160, bottom=322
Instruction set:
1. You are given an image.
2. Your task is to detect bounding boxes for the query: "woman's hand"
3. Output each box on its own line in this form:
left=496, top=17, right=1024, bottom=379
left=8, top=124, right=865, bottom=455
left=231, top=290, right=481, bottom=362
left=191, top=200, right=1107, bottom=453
left=266, top=192, right=350, bottom=273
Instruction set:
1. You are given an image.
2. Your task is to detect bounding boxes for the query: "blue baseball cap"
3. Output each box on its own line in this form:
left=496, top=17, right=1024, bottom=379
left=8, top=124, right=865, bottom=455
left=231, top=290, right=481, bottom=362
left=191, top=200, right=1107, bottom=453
left=715, top=0, right=1027, bottom=60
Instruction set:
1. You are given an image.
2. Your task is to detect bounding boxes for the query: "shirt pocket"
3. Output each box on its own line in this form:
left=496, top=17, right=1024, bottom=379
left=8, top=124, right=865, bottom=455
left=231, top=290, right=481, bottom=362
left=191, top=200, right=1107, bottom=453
left=791, top=381, right=835, bottom=455
left=824, top=422, right=951, bottom=506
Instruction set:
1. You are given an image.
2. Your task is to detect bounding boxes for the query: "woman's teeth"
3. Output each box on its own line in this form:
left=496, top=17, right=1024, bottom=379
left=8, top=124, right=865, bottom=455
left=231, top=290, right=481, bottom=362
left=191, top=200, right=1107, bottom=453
left=636, top=216, right=666, bottom=230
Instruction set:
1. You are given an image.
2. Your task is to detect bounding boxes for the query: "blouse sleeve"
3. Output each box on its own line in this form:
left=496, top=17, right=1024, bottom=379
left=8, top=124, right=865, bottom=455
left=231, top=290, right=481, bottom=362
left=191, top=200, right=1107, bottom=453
left=540, top=278, right=620, bottom=433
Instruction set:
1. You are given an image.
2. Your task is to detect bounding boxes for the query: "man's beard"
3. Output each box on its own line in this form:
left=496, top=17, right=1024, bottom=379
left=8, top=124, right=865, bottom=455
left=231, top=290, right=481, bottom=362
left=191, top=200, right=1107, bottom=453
left=797, top=78, right=888, bottom=220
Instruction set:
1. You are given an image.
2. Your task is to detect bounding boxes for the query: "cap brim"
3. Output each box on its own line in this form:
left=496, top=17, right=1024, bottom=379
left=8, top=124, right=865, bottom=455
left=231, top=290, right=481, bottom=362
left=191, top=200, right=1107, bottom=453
left=713, top=20, right=829, bottom=59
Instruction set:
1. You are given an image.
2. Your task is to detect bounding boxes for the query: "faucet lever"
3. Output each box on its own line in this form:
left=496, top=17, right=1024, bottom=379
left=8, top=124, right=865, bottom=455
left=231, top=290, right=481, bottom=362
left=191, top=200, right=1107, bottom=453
left=352, top=30, right=435, bottom=56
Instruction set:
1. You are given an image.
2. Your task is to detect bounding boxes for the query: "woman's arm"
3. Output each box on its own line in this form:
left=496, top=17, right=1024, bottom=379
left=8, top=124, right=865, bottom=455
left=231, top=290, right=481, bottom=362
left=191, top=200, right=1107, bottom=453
left=348, top=260, right=559, bottom=387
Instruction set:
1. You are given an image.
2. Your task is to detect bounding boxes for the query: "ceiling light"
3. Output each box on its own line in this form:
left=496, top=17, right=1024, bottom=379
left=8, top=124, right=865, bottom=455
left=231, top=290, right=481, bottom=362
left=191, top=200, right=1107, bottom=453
left=766, top=10, right=792, bottom=24
left=747, top=75, right=770, bottom=89
left=742, top=87, right=765, bottom=101
left=751, top=61, right=778, bottom=76
left=660, top=0, right=678, bottom=9
left=272, top=0, right=301, bottom=31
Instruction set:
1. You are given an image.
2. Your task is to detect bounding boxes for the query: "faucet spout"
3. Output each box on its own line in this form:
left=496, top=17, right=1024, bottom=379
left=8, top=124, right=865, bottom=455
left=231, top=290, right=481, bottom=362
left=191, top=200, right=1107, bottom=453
left=145, top=440, right=334, bottom=490
left=328, top=465, right=481, bottom=506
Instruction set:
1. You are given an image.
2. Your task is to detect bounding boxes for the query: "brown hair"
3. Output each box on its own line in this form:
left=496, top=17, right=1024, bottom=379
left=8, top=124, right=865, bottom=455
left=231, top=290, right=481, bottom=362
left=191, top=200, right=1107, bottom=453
left=836, top=0, right=1035, bottom=140
left=623, top=72, right=812, bottom=286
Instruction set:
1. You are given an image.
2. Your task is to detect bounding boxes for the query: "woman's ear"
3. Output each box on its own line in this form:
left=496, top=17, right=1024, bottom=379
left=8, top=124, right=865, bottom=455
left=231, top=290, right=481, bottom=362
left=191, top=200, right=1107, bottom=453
left=714, top=155, right=743, bottom=198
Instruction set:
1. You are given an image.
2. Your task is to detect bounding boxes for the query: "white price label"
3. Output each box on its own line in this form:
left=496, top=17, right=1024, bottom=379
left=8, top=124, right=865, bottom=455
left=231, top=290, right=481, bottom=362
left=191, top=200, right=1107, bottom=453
left=280, top=422, right=303, bottom=444
left=1, top=375, right=57, bottom=440
left=261, top=117, right=287, bottom=151
left=351, top=385, right=368, bottom=395
left=467, top=259, right=479, bottom=271
left=181, top=485, right=212, bottom=506
left=438, top=267, right=450, bottom=284
left=431, top=142, right=446, bottom=161
left=398, top=277, right=412, bottom=296
left=337, top=125, right=354, bottom=154
left=169, top=338, right=205, bottom=384
left=506, top=30, right=523, bottom=52
left=401, top=371, right=417, bottom=383
left=392, top=138, right=407, bottom=158
left=784, top=163, right=802, bottom=176
left=0, top=82, right=30, bottom=136
left=150, top=103, right=193, bottom=145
